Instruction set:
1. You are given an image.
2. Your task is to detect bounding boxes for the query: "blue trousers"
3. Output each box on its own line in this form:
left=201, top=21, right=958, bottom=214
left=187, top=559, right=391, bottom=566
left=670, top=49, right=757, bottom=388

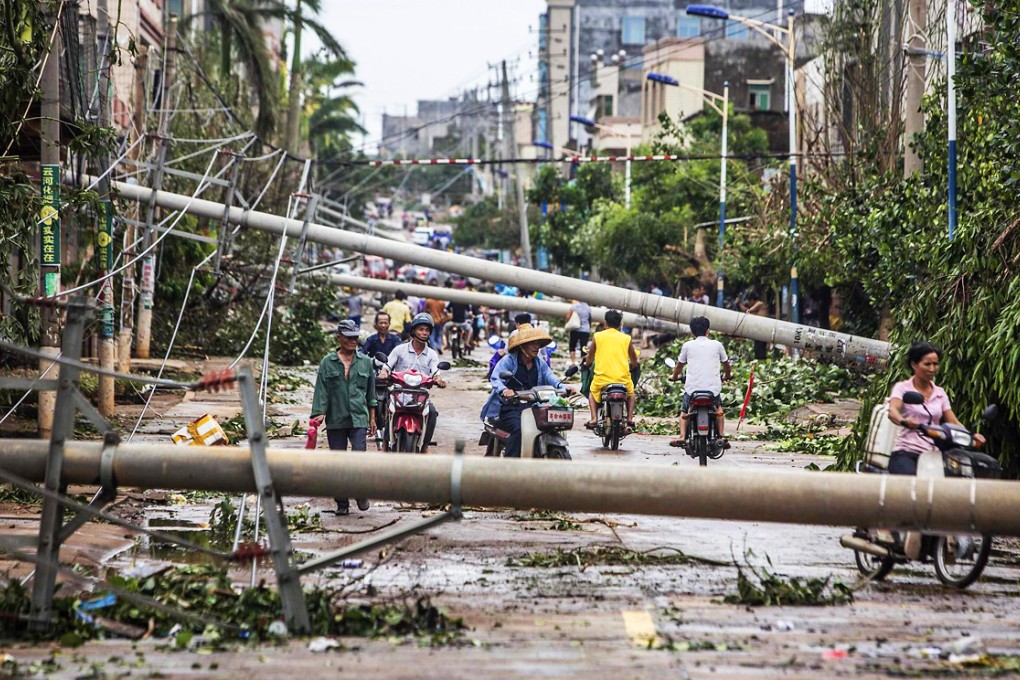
left=430, top=323, right=445, bottom=351
left=498, top=406, right=526, bottom=458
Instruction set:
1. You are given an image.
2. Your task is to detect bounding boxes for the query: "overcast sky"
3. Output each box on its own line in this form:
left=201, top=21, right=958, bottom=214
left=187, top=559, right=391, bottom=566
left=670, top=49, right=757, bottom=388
left=309, top=0, right=832, bottom=156
left=312, top=0, right=547, bottom=155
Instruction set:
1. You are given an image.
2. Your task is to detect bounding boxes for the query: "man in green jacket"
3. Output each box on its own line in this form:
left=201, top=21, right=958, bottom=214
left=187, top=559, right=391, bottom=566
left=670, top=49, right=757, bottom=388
left=311, top=319, right=377, bottom=515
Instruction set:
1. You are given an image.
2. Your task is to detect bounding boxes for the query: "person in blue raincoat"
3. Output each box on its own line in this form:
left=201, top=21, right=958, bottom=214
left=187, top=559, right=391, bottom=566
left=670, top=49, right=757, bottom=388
left=479, top=324, right=571, bottom=457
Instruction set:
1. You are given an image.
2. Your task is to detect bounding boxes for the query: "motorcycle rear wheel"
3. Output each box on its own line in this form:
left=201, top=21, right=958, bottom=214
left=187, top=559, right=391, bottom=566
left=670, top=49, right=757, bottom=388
left=934, top=534, right=992, bottom=588
left=696, top=437, right=708, bottom=467
left=545, top=446, right=572, bottom=460
left=395, top=429, right=417, bottom=453
left=609, top=422, right=621, bottom=450
left=451, top=337, right=461, bottom=360
left=854, top=547, right=895, bottom=581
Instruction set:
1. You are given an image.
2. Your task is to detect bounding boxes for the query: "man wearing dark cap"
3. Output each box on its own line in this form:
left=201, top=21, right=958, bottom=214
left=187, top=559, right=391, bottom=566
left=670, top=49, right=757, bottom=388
left=310, top=320, right=376, bottom=515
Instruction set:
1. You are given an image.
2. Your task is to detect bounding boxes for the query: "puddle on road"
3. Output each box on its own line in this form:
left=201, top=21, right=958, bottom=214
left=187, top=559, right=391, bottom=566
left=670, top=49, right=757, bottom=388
left=144, top=521, right=225, bottom=564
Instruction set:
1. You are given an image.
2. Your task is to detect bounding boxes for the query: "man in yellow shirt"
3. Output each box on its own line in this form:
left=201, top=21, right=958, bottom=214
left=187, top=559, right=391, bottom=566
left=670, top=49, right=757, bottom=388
left=381, top=290, right=413, bottom=339
left=584, top=310, right=638, bottom=428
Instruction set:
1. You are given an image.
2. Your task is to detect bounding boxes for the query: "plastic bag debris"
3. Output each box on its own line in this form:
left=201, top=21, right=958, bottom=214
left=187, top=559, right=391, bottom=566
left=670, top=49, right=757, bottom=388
left=308, top=637, right=341, bottom=653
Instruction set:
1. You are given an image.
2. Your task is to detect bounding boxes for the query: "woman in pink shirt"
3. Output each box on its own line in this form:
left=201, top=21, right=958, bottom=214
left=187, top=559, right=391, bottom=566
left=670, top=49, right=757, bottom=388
left=886, top=341, right=982, bottom=475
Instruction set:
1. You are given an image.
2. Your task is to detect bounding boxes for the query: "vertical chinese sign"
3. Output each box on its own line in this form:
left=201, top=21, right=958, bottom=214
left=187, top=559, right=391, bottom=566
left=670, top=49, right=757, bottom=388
left=98, top=201, right=115, bottom=338
left=40, top=165, right=60, bottom=296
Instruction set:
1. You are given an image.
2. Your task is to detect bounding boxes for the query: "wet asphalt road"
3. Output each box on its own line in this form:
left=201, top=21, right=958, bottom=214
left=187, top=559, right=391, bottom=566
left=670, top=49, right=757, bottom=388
left=4, top=349, right=1020, bottom=678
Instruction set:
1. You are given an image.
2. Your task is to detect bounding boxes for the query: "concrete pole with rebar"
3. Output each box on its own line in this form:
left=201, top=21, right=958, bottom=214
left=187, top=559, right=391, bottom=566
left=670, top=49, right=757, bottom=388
left=3, top=442, right=1020, bottom=536
left=88, top=176, right=891, bottom=361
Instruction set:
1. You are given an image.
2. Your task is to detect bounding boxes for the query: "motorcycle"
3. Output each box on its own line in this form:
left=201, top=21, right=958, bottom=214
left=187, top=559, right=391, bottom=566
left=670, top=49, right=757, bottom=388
left=447, top=320, right=473, bottom=360
left=841, top=391, right=1001, bottom=588
left=371, top=356, right=391, bottom=451
left=665, top=358, right=725, bottom=466
left=593, top=382, right=629, bottom=451
left=375, top=351, right=451, bottom=453
left=480, top=365, right=579, bottom=460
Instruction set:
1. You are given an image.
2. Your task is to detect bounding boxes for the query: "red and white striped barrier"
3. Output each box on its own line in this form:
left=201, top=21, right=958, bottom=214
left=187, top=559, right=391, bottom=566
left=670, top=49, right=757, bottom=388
left=368, top=158, right=480, bottom=166
left=367, top=154, right=689, bottom=167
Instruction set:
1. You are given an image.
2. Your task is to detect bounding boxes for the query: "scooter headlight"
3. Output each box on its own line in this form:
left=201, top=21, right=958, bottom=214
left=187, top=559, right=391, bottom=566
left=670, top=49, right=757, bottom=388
left=403, top=374, right=423, bottom=387
left=948, top=428, right=973, bottom=447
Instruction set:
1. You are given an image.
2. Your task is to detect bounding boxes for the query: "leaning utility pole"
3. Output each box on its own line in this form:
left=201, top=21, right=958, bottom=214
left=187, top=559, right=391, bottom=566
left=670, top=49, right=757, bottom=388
left=502, top=61, right=533, bottom=269
left=37, top=4, right=62, bottom=438
left=136, top=15, right=177, bottom=359
left=96, top=0, right=116, bottom=417
left=903, top=0, right=927, bottom=175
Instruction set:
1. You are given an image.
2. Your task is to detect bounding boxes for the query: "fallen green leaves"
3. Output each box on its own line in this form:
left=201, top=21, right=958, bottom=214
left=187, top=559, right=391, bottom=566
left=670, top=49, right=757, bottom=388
left=507, top=545, right=728, bottom=571
left=725, top=557, right=853, bottom=607
left=0, top=565, right=464, bottom=645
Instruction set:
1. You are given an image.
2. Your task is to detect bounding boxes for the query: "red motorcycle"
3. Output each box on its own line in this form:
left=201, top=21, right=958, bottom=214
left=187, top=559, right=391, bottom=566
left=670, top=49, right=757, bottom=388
left=376, top=352, right=450, bottom=453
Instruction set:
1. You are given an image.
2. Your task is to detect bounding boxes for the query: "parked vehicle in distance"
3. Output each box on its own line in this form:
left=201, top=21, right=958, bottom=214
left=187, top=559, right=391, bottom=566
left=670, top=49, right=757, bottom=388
left=364, top=255, right=389, bottom=280
left=412, top=226, right=434, bottom=246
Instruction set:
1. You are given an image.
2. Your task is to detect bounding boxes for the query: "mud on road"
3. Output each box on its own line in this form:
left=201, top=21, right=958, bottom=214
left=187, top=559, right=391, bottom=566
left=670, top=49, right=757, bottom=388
left=3, top=351, right=1019, bottom=679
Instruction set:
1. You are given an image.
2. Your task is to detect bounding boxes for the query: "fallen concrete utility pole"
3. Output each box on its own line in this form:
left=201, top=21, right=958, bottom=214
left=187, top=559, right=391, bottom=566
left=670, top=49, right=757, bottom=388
left=95, top=177, right=890, bottom=361
left=323, top=273, right=689, bottom=335
left=3, top=441, right=1017, bottom=535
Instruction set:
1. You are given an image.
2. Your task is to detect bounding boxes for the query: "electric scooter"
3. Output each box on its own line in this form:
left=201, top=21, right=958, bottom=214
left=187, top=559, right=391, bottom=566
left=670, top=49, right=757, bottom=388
left=480, top=365, right=578, bottom=459
left=841, top=391, right=1001, bottom=588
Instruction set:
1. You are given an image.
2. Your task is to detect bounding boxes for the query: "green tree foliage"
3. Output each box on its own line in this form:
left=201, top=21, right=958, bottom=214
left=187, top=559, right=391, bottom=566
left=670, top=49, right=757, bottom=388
left=831, top=1, right=1020, bottom=474
left=452, top=198, right=519, bottom=250
left=586, top=201, right=692, bottom=287
left=303, top=50, right=364, bottom=159
left=527, top=163, right=617, bottom=274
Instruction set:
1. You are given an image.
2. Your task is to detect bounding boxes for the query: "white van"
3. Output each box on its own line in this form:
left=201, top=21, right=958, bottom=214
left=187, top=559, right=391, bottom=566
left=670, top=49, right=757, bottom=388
left=412, top=226, right=434, bottom=246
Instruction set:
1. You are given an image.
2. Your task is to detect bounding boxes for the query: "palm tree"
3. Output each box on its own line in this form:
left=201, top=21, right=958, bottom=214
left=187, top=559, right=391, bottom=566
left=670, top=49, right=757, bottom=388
left=185, top=0, right=346, bottom=142
left=282, top=0, right=349, bottom=154
left=303, top=50, right=364, bottom=159
left=186, top=0, right=280, bottom=137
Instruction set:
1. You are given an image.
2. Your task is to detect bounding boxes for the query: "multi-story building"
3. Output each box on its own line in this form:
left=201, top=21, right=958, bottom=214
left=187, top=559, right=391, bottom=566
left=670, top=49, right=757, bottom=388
left=535, top=0, right=814, bottom=153
left=379, top=93, right=495, bottom=160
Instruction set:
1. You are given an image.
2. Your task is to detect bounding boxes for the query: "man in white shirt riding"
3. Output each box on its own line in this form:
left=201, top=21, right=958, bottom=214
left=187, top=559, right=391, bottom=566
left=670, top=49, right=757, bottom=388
left=669, top=316, right=732, bottom=450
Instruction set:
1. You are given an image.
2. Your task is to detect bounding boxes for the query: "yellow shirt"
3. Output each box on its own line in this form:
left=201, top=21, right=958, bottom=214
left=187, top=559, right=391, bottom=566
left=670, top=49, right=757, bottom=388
left=381, top=300, right=412, bottom=333
left=592, top=327, right=632, bottom=384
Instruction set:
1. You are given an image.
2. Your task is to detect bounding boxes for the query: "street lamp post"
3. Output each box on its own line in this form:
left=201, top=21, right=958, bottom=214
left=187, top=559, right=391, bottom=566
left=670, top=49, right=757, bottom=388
left=647, top=73, right=729, bottom=307
left=687, top=5, right=799, bottom=324
left=569, top=115, right=632, bottom=208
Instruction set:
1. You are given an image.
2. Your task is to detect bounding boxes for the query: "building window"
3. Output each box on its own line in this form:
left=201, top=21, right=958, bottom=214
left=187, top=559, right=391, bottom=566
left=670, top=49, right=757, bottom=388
left=725, top=21, right=749, bottom=40
left=749, top=83, right=771, bottom=110
left=677, top=16, right=700, bottom=39
left=538, top=14, right=548, bottom=51
left=621, top=16, right=646, bottom=45
left=595, top=94, right=614, bottom=119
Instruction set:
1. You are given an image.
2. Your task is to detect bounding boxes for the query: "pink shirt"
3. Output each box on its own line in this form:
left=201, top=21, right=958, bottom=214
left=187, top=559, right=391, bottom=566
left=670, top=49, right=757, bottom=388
left=890, top=379, right=952, bottom=454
